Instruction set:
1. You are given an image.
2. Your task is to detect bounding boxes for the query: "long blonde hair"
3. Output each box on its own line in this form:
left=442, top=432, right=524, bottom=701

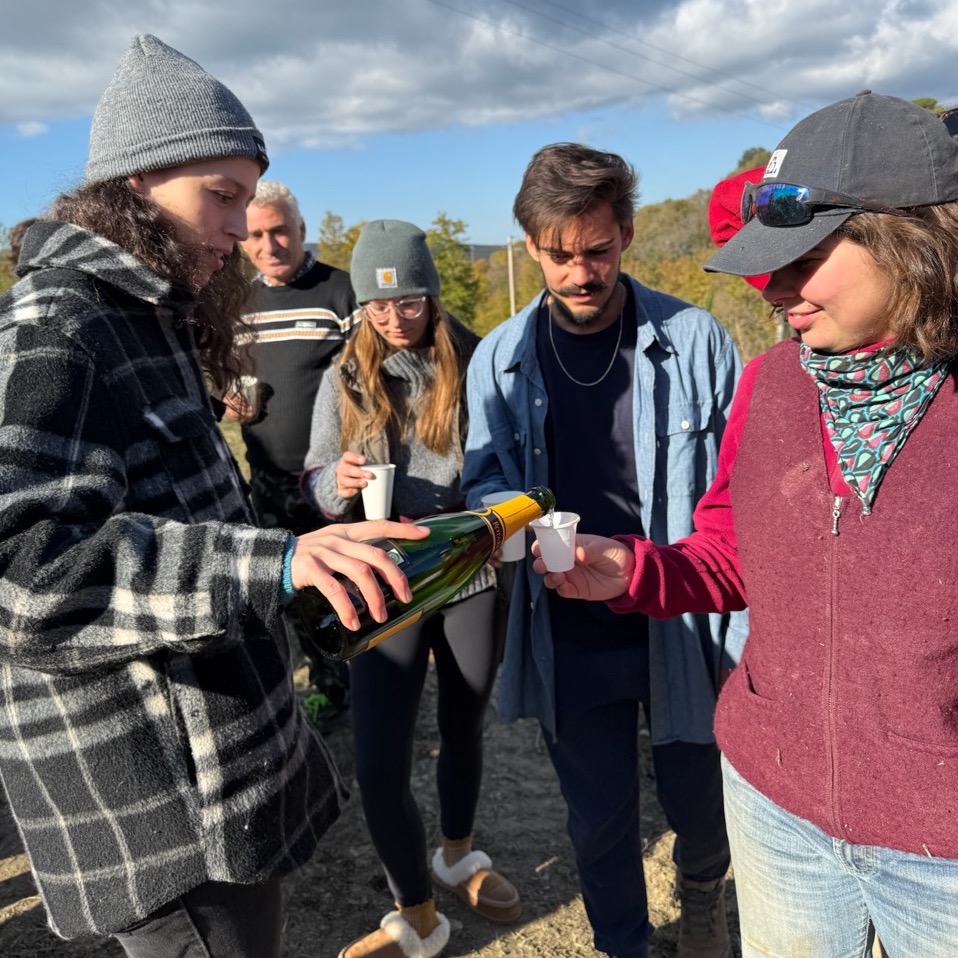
left=338, top=298, right=469, bottom=457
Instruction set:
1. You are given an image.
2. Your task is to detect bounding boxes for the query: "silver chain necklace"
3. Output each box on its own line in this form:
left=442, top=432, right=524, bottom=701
left=548, top=302, right=624, bottom=387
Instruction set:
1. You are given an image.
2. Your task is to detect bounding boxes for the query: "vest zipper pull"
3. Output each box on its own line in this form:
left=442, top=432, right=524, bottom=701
left=831, top=495, right=842, bottom=536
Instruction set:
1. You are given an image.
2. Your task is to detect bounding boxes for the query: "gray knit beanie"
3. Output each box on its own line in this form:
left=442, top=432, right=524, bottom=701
left=350, top=219, right=441, bottom=303
left=85, top=34, right=268, bottom=184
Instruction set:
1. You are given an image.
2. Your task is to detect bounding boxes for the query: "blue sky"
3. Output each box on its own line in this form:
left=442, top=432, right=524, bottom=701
left=3, top=0, right=957, bottom=246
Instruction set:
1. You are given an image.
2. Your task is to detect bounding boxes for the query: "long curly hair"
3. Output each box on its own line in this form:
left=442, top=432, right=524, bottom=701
left=338, top=298, right=468, bottom=458
left=49, top=178, right=254, bottom=394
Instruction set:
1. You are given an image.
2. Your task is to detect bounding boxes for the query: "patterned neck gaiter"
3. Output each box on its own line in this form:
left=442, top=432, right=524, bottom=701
left=799, top=342, right=948, bottom=514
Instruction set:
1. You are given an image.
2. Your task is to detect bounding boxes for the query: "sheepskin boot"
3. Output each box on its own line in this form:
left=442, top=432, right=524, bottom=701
left=337, top=899, right=450, bottom=958
left=431, top=835, right=521, bottom=924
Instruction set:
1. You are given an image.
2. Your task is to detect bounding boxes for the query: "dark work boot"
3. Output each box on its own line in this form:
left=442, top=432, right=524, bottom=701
left=676, top=875, right=732, bottom=958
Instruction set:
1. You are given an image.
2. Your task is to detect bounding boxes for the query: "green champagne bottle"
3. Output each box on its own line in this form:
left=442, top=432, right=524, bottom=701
left=295, top=486, right=556, bottom=663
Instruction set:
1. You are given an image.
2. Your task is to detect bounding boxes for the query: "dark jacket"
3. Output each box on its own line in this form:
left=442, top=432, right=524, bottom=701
left=0, top=221, right=347, bottom=938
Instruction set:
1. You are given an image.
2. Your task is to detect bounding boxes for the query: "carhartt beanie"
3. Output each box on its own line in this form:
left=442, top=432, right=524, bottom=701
left=350, top=220, right=441, bottom=303
left=85, top=34, right=268, bottom=184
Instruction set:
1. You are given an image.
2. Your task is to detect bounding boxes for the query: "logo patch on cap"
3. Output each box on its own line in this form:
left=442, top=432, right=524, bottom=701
left=376, top=267, right=398, bottom=289
left=765, top=150, right=787, bottom=179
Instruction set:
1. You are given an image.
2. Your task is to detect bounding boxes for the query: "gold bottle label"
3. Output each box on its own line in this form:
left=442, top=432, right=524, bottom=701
left=469, top=494, right=546, bottom=551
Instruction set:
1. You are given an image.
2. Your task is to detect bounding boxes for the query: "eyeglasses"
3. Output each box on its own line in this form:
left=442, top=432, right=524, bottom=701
left=940, top=107, right=958, bottom=138
left=364, top=296, right=427, bottom=320
left=741, top=182, right=906, bottom=227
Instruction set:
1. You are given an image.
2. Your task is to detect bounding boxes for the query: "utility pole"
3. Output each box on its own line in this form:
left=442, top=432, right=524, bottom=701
left=507, top=237, right=516, bottom=316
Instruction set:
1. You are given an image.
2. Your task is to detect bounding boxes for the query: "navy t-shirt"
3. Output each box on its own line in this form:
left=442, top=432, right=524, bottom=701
left=535, top=282, right=650, bottom=682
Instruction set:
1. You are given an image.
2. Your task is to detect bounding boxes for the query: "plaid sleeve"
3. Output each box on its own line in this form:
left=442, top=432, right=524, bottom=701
left=0, top=308, right=286, bottom=674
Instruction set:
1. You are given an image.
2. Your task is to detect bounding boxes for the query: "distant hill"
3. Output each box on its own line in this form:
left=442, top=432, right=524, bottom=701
left=466, top=244, right=505, bottom=261
left=307, top=242, right=505, bottom=263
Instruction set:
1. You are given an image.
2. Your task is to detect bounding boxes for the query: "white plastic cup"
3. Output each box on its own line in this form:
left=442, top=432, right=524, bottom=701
left=481, top=490, right=527, bottom=562
left=530, top=511, right=581, bottom=572
left=360, top=463, right=396, bottom=520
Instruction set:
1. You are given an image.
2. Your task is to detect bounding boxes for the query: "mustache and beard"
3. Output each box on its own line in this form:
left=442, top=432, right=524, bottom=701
left=547, top=279, right=620, bottom=328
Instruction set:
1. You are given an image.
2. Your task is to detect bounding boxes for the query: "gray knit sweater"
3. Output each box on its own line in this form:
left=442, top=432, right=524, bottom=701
left=304, top=327, right=494, bottom=598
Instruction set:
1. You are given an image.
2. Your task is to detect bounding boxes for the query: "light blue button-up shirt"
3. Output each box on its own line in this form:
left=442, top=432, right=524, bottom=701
left=462, top=276, right=747, bottom=744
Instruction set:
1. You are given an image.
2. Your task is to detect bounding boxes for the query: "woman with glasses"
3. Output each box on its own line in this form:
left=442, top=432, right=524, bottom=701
left=304, top=219, right=520, bottom=958
left=530, top=92, right=958, bottom=958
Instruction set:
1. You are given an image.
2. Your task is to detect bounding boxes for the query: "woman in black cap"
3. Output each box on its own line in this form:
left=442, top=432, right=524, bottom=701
left=304, top=219, right=521, bottom=958
left=532, top=92, right=958, bottom=958
left=0, top=35, right=424, bottom=958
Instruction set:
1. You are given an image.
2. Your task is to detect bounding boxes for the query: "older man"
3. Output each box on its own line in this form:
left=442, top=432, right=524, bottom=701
left=238, top=181, right=361, bottom=719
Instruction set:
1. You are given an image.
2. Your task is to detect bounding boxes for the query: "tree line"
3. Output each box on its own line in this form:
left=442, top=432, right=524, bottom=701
left=4, top=94, right=951, bottom=362
left=316, top=148, right=778, bottom=360
left=0, top=181, right=777, bottom=363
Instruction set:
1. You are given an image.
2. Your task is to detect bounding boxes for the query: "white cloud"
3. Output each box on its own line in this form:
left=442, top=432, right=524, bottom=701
left=2, top=0, right=956, bottom=145
left=16, top=121, right=47, bottom=137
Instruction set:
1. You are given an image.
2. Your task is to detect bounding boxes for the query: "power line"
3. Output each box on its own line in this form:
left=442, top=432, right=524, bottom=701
left=423, top=0, right=793, bottom=131
left=529, top=0, right=817, bottom=114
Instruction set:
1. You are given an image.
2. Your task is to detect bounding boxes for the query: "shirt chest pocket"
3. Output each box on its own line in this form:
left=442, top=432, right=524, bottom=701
left=655, top=399, right=712, bottom=439
left=653, top=399, right=717, bottom=502
left=131, top=397, right=245, bottom=522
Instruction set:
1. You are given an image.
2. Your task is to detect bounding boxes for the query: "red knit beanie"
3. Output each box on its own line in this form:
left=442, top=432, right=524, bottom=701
left=707, top=166, right=769, bottom=290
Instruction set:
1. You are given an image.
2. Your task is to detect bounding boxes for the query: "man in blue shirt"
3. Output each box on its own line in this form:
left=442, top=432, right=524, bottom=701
left=462, top=143, right=745, bottom=958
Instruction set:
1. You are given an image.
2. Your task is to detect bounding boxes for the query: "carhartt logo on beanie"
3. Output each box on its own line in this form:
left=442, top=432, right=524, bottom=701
left=350, top=220, right=441, bottom=304
left=85, top=34, right=268, bottom=184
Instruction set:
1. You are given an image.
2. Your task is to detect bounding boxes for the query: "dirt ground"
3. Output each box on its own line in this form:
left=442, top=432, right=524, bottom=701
left=0, top=657, right=741, bottom=958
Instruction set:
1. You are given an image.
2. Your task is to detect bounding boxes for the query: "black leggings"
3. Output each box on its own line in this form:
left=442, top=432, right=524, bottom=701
left=348, top=588, right=502, bottom=906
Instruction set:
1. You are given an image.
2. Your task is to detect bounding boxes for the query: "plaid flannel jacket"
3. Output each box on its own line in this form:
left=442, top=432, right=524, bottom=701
left=0, top=222, right=347, bottom=939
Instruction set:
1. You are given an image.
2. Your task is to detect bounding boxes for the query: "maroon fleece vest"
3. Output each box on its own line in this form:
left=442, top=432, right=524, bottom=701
left=716, top=340, right=958, bottom=858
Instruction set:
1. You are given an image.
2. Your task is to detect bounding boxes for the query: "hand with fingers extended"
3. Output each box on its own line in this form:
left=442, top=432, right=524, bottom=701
left=531, top=532, right=635, bottom=602
left=291, top=520, right=430, bottom=630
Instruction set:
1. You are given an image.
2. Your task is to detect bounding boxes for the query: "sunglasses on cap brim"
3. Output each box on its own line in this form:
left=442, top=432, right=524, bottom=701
left=940, top=106, right=958, bottom=138
left=741, top=182, right=908, bottom=227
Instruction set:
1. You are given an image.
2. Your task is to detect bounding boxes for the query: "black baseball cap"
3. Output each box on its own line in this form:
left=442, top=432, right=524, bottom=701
left=705, top=91, right=958, bottom=277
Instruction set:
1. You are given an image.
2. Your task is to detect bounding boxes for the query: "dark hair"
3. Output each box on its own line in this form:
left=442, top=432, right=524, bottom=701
left=512, top=143, right=638, bottom=244
left=836, top=202, right=958, bottom=360
left=49, top=178, right=253, bottom=393
left=9, top=217, right=39, bottom=269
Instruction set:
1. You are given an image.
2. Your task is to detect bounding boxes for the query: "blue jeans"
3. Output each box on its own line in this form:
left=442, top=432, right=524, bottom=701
left=723, top=756, right=958, bottom=958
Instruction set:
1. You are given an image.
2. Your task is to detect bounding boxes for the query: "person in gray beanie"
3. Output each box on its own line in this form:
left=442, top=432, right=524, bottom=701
left=0, top=34, right=426, bottom=958
left=303, top=220, right=521, bottom=958
left=348, top=218, right=442, bottom=303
